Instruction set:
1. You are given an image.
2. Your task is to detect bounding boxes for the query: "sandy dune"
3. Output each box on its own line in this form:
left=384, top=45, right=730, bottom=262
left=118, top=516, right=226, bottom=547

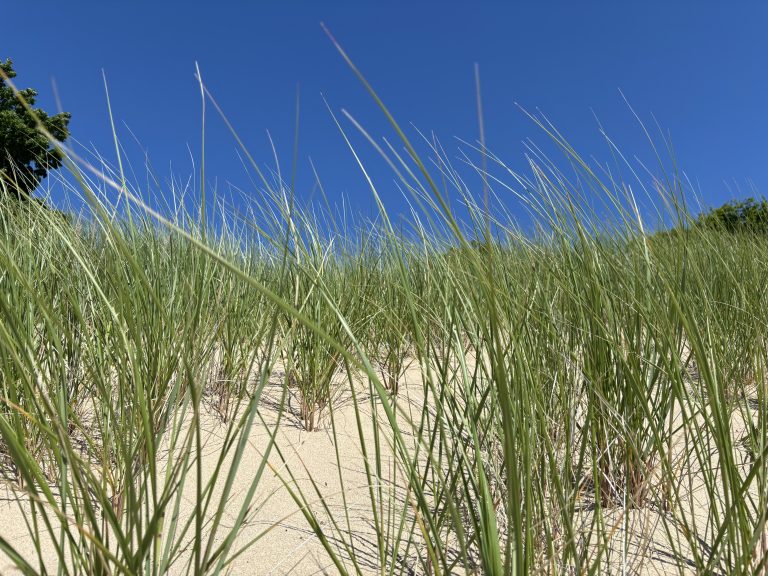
left=0, top=358, right=760, bottom=575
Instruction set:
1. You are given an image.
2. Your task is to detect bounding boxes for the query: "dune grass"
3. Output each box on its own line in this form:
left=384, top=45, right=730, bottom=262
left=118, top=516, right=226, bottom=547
left=0, top=51, right=768, bottom=576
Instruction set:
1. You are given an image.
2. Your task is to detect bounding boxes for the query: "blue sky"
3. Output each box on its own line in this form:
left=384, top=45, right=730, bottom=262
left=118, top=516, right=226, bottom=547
left=3, top=1, right=768, bottom=230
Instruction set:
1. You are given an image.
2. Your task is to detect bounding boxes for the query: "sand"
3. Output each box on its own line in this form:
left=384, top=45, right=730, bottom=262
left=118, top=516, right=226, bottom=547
left=0, top=363, right=432, bottom=575
left=0, top=358, right=761, bottom=575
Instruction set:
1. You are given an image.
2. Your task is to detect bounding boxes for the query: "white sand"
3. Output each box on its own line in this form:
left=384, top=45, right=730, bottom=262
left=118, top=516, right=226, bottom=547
left=0, top=359, right=760, bottom=574
left=0, top=364, right=430, bottom=575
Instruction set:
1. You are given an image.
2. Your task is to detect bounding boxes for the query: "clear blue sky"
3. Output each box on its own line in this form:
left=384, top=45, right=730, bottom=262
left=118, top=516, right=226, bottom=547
left=4, top=1, right=768, bottom=228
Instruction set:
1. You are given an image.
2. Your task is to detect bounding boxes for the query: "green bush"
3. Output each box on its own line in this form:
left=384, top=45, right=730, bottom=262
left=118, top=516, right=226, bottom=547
left=695, top=197, right=768, bottom=234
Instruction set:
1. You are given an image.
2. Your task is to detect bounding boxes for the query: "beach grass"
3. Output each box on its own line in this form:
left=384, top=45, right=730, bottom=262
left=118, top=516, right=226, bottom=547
left=0, top=56, right=767, bottom=575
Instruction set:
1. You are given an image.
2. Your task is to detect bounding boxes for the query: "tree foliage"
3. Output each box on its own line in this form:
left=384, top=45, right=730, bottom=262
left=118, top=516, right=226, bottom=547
left=695, top=197, right=768, bottom=235
left=0, top=58, right=71, bottom=200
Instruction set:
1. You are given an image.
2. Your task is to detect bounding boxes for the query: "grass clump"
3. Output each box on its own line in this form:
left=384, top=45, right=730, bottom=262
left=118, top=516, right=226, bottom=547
left=1, top=49, right=768, bottom=575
